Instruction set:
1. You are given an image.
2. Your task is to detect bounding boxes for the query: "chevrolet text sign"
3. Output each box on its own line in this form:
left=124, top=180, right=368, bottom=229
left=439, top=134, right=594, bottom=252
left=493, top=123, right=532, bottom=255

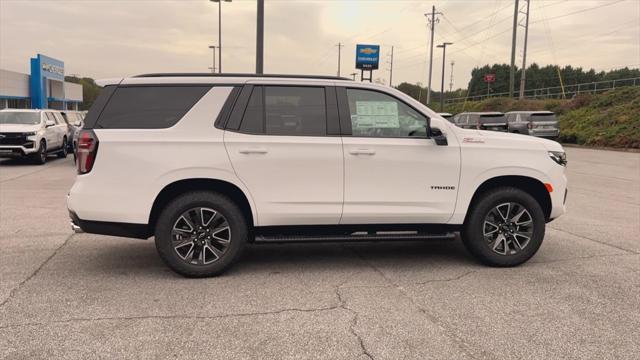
left=355, top=44, right=380, bottom=70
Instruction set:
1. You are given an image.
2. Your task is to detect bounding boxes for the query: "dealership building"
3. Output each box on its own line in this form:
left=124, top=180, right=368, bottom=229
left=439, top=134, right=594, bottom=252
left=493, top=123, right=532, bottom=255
left=0, top=54, right=82, bottom=110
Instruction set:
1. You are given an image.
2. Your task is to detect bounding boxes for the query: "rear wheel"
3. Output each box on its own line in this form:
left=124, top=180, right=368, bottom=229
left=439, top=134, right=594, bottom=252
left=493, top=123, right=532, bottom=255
left=462, top=187, right=545, bottom=267
left=154, top=191, right=248, bottom=277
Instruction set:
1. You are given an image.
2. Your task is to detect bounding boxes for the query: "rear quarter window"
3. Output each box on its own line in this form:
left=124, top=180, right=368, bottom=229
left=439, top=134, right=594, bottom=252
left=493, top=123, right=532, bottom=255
left=95, top=86, right=211, bottom=129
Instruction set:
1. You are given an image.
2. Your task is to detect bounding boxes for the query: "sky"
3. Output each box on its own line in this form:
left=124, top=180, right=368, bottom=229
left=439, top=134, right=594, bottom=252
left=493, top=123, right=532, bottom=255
left=1, top=0, right=638, bottom=90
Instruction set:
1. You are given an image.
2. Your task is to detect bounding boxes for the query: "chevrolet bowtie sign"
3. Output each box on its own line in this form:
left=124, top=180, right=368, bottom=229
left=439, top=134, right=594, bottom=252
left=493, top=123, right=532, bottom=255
left=355, top=44, right=380, bottom=70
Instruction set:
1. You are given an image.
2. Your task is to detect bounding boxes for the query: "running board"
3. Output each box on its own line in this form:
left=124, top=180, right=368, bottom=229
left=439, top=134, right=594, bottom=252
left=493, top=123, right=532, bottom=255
left=254, top=232, right=456, bottom=244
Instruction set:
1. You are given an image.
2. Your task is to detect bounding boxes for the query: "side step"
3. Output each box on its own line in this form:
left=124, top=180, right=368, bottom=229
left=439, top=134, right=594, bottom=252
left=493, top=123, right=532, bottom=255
left=254, top=231, right=456, bottom=244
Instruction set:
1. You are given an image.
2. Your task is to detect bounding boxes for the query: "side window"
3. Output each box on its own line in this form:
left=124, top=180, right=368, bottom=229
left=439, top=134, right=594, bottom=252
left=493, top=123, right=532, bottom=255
left=346, top=88, right=428, bottom=137
left=96, top=86, right=211, bottom=129
left=54, top=113, right=66, bottom=125
left=265, top=86, right=326, bottom=136
left=515, top=114, right=522, bottom=122
left=238, top=86, right=327, bottom=136
left=239, top=86, right=264, bottom=134
left=468, top=115, right=478, bottom=126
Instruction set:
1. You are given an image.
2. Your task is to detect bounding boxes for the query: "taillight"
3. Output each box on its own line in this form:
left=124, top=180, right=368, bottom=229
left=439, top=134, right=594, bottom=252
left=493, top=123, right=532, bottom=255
left=527, top=122, right=533, bottom=130
left=77, top=130, right=98, bottom=174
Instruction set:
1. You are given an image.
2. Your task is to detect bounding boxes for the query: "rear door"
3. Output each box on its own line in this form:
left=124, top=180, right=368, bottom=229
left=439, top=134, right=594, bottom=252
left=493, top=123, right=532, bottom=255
left=224, top=85, right=344, bottom=226
left=337, top=87, right=460, bottom=224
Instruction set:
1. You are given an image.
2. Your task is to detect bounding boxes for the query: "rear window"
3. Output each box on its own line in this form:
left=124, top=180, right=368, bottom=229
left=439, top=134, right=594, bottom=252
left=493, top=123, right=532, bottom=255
left=479, top=114, right=506, bottom=123
left=94, top=86, right=211, bottom=129
left=531, top=113, right=556, bottom=122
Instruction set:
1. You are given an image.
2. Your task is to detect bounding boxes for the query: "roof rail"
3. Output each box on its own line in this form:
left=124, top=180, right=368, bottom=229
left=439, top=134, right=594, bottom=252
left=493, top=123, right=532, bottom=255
left=133, top=73, right=352, bottom=81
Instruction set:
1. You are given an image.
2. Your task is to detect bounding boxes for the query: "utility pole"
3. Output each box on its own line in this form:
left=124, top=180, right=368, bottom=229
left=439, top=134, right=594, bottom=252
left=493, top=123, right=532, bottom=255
left=211, top=0, right=232, bottom=73
left=425, top=6, right=442, bottom=105
left=350, top=72, right=358, bottom=81
left=449, top=60, right=455, bottom=92
left=437, top=42, right=453, bottom=112
left=518, top=0, right=531, bottom=99
left=256, top=0, right=264, bottom=74
left=336, top=42, right=343, bottom=77
left=208, top=45, right=218, bottom=73
left=509, top=0, right=520, bottom=98
left=389, top=46, right=394, bottom=87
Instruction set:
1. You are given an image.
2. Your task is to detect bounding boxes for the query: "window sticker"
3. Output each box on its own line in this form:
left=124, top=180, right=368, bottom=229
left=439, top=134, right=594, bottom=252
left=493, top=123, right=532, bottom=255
left=354, top=101, right=399, bottom=128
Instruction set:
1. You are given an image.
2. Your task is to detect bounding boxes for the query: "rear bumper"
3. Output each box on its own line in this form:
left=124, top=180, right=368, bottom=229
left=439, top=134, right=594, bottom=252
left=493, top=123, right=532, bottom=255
left=69, top=210, right=151, bottom=239
left=529, top=129, right=559, bottom=138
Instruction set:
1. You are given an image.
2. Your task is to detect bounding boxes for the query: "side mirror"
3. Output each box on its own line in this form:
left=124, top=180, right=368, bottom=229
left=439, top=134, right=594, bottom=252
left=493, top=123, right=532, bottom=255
left=46, top=120, right=55, bottom=127
left=431, top=128, right=448, bottom=146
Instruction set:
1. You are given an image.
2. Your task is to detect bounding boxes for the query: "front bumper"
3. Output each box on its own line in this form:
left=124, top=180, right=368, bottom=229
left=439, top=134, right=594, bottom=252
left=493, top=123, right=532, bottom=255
left=0, top=146, right=37, bottom=157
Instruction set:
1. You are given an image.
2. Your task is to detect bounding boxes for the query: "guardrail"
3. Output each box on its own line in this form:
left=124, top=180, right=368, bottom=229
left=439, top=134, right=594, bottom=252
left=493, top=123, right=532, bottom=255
left=444, top=77, right=640, bottom=104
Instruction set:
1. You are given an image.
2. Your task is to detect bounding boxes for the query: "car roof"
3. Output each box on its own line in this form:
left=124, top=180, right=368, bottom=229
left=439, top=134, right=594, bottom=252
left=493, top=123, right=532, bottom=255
left=458, top=112, right=504, bottom=115
left=97, top=73, right=355, bottom=87
left=505, top=110, right=554, bottom=115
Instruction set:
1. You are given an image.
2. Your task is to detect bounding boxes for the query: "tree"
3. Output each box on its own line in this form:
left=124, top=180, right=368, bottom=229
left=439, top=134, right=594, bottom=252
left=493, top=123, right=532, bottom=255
left=64, top=76, right=102, bottom=110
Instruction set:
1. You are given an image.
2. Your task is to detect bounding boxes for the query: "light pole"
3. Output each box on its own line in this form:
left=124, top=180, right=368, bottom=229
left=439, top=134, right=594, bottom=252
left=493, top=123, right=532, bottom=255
left=208, top=45, right=218, bottom=73
left=436, top=42, right=453, bottom=112
left=210, top=0, right=232, bottom=73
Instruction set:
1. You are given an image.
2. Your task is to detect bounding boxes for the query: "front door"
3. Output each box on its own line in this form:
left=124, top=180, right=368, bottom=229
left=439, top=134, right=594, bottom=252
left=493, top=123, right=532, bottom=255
left=224, top=85, right=344, bottom=226
left=338, top=87, right=460, bottom=224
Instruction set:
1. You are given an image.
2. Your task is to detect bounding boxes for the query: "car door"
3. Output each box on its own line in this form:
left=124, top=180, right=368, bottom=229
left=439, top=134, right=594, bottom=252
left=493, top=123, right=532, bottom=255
left=224, top=85, right=344, bottom=226
left=338, top=87, right=461, bottom=224
left=43, top=112, right=59, bottom=148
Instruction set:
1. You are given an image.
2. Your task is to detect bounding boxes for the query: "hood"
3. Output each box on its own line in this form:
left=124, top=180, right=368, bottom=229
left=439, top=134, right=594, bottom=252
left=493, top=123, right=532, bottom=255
left=454, top=127, right=564, bottom=152
left=0, top=123, right=43, bottom=133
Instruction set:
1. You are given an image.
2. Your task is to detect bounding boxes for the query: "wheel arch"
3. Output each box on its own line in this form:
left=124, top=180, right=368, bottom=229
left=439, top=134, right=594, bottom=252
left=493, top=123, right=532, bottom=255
left=149, top=178, right=256, bottom=234
left=464, top=175, right=552, bottom=224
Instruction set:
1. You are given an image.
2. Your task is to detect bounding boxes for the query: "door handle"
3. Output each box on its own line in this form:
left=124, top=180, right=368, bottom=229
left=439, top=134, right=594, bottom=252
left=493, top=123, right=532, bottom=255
left=349, top=148, right=376, bottom=155
left=239, top=147, right=268, bottom=154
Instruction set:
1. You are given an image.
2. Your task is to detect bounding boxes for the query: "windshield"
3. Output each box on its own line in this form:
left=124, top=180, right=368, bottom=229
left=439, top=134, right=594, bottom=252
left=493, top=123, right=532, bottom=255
left=531, top=113, right=556, bottom=122
left=479, top=114, right=506, bottom=123
left=0, top=112, right=41, bottom=125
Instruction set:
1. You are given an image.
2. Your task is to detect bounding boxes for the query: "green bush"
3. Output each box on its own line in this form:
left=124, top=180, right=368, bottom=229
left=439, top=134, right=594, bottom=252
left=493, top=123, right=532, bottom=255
left=442, top=87, right=640, bottom=148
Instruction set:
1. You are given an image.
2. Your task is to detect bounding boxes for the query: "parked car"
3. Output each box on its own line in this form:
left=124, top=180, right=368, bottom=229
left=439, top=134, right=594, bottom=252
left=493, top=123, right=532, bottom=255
left=506, top=111, right=560, bottom=139
left=61, top=110, right=85, bottom=154
left=68, top=73, right=568, bottom=277
left=0, top=109, right=70, bottom=164
left=438, top=112, right=453, bottom=121
left=452, top=112, right=508, bottom=132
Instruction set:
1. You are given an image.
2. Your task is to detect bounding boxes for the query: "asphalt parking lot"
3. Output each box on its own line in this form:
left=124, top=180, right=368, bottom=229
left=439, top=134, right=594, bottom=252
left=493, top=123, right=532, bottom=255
left=0, top=147, right=638, bottom=360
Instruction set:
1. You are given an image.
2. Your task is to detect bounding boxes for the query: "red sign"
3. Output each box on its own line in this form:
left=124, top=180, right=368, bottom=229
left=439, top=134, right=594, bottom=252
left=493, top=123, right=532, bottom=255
left=484, top=74, right=496, bottom=83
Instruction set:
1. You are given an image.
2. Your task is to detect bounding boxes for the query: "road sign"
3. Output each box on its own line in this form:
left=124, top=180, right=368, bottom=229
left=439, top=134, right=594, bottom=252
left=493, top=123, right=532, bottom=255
left=484, top=74, right=496, bottom=83
left=355, top=44, right=380, bottom=70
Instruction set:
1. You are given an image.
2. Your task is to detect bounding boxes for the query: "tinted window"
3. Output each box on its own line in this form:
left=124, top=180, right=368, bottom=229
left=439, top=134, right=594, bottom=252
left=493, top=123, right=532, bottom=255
left=83, top=85, right=116, bottom=129
left=479, top=114, right=506, bottom=124
left=346, top=89, right=428, bottom=137
left=239, top=87, right=264, bottom=134
left=265, top=86, right=326, bottom=136
left=468, top=115, right=479, bottom=125
left=96, top=86, right=211, bottom=129
left=531, top=113, right=557, bottom=122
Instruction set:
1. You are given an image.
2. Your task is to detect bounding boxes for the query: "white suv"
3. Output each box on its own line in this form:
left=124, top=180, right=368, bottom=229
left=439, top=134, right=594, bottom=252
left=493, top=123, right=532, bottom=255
left=68, top=74, right=568, bottom=277
left=0, top=109, right=70, bottom=164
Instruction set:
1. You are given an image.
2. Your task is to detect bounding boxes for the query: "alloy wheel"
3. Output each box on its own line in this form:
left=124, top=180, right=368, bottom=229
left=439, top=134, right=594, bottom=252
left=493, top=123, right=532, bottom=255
left=483, top=202, right=534, bottom=256
left=171, top=207, right=231, bottom=265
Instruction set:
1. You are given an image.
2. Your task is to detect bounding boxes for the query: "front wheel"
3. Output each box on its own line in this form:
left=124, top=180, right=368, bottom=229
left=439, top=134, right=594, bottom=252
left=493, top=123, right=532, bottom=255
left=462, top=187, right=546, bottom=267
left=57, top=137, right=68, bottom=158
left=32, top=140, right=47, bottom=165
left=154, top=191, right=248, bottom=277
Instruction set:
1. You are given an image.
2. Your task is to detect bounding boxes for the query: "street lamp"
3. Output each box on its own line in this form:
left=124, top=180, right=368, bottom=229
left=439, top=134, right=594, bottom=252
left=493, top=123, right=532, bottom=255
left=208, top=45, right=218, bottom=73
left=436, top=42, right=453, bottom=112
left=210, top=0, right=232, bottom=73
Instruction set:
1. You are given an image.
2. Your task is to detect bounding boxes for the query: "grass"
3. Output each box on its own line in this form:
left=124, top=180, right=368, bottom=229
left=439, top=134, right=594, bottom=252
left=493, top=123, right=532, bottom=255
left=441, top=87, right=640, bottom=148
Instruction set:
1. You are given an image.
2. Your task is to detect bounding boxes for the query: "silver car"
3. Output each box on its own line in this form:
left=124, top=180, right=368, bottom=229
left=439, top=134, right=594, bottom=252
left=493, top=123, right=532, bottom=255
left=506, top=111, right=559, bottom=139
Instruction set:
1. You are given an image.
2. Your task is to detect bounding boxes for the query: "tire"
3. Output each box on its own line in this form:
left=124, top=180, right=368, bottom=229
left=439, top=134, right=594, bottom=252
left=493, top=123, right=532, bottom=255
left=32, top=140, right=47, bottom=165
left=57, top=137, right=68, bottom=158
left=461, top=187, right=546, bottom=267
left=154, top=191, right=248, bottom=277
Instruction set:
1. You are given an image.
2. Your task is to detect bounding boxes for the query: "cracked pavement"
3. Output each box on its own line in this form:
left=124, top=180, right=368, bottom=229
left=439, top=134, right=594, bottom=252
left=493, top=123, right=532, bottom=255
left=1, top=147, right=639, bottom=359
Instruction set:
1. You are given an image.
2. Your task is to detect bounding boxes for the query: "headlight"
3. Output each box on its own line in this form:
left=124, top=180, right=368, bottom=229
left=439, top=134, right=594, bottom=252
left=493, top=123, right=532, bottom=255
left=548, top=151, right=567, bottom=166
